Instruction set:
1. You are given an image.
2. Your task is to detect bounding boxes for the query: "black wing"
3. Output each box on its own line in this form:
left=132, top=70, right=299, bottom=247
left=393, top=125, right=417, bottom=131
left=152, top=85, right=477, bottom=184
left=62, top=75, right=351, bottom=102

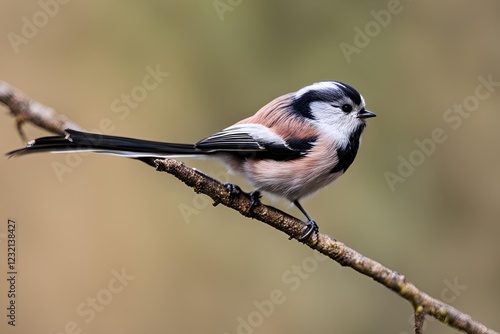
left=195, top=124, right=313, bottom=161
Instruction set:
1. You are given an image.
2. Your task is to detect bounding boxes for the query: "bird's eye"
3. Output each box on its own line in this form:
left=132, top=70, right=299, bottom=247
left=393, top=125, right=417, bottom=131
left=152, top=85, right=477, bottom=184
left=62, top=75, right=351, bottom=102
left=341, top=104, right=353, bottom=113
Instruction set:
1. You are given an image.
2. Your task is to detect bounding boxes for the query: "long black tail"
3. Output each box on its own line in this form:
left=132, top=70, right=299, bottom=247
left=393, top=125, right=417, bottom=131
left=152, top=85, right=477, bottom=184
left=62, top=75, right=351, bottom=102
left=7, top=129, right=206, bottom=163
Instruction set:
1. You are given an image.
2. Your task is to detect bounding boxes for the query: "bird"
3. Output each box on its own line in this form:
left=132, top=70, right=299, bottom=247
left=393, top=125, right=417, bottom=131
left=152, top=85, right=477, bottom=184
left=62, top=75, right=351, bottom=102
left=7, top=81, right=376, bottom=240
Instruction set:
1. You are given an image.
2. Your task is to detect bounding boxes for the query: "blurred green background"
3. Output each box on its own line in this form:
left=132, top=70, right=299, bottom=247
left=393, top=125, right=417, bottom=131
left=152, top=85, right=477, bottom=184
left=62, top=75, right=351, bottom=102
left=1, top=1, right=499, bottom=333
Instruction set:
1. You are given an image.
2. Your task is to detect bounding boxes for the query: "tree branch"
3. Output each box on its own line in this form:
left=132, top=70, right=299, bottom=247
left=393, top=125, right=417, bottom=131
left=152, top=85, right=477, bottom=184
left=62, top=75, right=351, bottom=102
left=1, top=80, right=497, bottom=334
left=0, top=81, right=82, bottom=141
left=415, top=310, right=426, bottom=334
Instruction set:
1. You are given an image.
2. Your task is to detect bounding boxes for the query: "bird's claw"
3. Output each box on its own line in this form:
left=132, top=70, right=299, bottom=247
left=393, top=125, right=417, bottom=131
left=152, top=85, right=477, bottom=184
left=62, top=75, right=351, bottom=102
left=224, top=183, right=242, bottom=198
left=224, top=183, right=261, bottom=213
left=248, top=190, right=262, bottom=211
left=296, top=220, right=319, bottom=241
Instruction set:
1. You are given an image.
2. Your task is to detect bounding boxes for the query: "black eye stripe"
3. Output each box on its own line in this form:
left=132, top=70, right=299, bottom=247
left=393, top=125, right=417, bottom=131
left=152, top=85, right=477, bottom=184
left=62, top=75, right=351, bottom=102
left=290, top=81, right=363, bottom=119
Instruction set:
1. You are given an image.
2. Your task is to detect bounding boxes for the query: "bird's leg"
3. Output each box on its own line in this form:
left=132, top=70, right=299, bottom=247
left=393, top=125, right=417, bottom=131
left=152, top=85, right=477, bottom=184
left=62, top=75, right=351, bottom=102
left=223, top=184, right=261, bottom=212
left=293, top=200, right=319, bottom=241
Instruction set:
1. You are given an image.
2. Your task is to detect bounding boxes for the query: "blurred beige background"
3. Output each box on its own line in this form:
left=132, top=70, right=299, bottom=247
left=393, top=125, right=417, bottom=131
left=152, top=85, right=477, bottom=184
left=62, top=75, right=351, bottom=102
left=1, top=1, right=499, bottom=333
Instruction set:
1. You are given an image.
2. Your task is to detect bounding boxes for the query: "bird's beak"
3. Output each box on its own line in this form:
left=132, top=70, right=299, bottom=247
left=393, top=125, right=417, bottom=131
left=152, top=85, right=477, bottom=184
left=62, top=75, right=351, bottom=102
left=357, top=109, right=376, bottom=119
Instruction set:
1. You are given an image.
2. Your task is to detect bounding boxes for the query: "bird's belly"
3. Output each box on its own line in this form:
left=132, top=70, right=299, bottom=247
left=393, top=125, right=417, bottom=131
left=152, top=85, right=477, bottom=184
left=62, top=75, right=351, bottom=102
left=242, top=158, right=343, bottom=201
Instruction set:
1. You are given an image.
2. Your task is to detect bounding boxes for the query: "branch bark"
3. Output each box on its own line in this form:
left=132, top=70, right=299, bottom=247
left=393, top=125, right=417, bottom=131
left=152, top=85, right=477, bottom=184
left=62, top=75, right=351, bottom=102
left=415, top=311, right=426, bottom=334
left=1, top=80, right=497, bottom=334
left=0, top=81, right=82, bottom=141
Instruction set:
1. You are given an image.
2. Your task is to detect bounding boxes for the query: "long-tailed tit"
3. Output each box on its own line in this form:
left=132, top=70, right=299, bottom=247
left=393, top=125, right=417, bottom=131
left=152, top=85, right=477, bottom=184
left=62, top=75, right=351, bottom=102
left=8, top=81, right=376, bottom=240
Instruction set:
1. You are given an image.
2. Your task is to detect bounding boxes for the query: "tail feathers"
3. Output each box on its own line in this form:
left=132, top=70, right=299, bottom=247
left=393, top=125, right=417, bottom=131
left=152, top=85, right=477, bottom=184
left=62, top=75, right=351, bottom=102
left=7, top=129, right=203, bottom=159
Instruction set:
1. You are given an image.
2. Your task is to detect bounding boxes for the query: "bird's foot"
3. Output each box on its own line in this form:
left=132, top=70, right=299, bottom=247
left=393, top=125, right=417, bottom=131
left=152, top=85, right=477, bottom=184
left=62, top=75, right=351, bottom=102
left=224, top=183, right=261, bottom=213
left=248, top=190, right=262, bottom=211
left=297, top=220, right=319, bottom=241
left=224, top=183, right=243, bottom=198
